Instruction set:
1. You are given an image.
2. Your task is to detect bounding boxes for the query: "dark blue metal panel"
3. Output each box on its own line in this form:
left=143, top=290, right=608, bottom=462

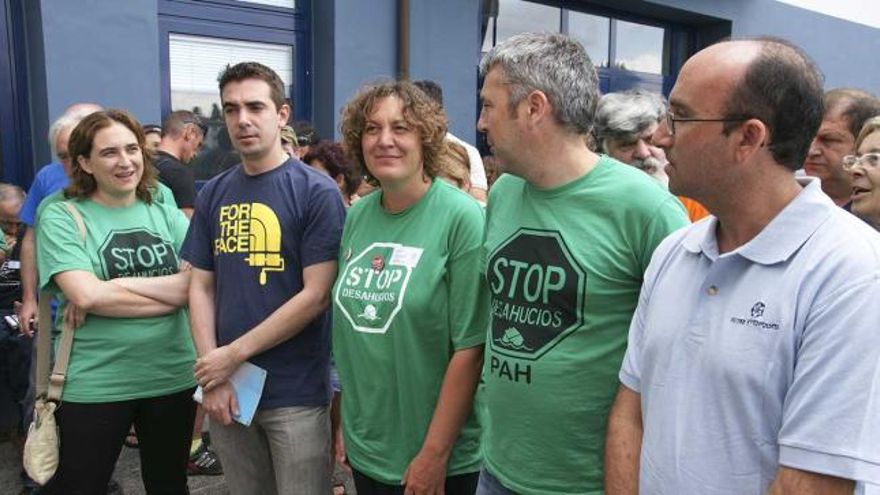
left=0, top=0, right=33, bottom=187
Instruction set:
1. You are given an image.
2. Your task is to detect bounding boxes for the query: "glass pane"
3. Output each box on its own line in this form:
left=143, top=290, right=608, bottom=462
left=614, top=20, right=665, bottom=74
left=168, top=34, right=294, bottom=180
left=568, top=11, right=610, bottom=68
left=488, top=0, right=561, bottom=51
left=481, top=17, right=495, bottom=53
left=237, top=0, right=295, bottom=9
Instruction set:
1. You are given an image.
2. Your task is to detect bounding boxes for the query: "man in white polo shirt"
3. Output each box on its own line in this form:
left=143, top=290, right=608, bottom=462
left=605, top=38, right=880, bottom=494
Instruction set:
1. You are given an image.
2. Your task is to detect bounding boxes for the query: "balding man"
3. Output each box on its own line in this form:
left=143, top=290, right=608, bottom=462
left=606, top=38, right=880, bottom=494
left=17, top=102, right=102, bottom=335
left=804, top=88, right=880, bottom=207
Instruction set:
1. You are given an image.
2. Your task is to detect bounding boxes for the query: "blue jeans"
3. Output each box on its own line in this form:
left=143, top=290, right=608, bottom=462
left=476, top=468, right=517, bottom=495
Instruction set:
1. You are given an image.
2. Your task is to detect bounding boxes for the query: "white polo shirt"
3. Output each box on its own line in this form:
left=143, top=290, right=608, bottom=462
left=620, top=178, right=880, bottom=493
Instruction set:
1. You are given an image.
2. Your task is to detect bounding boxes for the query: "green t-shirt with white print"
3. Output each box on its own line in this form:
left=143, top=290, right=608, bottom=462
left=36, top=196, right=195, bottom=402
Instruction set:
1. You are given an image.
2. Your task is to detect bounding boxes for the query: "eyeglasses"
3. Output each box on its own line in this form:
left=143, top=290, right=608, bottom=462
left=665, top=111, right=752, bottom=136
left=842, top=153, right=880, bottom=171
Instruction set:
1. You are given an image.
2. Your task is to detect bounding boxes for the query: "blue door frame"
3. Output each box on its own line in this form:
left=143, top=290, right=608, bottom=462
left=0, top=0, right=34, bottom=188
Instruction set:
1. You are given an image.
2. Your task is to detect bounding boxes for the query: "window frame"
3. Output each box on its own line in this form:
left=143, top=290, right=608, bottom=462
left=158, top=0, right=311, bottom=122
left=481, top=0, right=693, bottom=95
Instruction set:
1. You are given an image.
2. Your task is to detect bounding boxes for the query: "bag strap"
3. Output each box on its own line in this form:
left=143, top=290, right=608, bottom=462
left=35, top=201, right=86, bottom=402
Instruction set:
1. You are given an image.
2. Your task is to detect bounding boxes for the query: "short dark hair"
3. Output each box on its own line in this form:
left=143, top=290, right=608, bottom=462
left=721, top=37, right=825, bottom=171
left=161, top=110, right=206, bottom=139
left=66, top=109, right=156, bottom=203
left=824, top=88, right=880, bottom=139
left=218, top=62, right=286, bottom=110
left=413, top=80, right=443, bottom=106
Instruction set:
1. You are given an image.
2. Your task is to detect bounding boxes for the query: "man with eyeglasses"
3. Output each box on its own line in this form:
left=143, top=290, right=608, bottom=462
left=154, top=110, right=206, bottom=219
left=606, top=38, right=880, bottom=494
left=804, top=88, right=880, bottom=208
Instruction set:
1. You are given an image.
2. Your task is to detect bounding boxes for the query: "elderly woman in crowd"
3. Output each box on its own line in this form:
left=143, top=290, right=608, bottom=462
left=847, top=116, right=880, bottom=228
left=332, top=81, right=488, bottom=495
left=36, top=109, right=196, bottom=494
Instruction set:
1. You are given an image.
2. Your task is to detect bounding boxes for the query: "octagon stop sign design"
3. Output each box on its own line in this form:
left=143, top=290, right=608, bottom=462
left=100, top=229, right=179, bottom=279
left=487, top=228, right=585, bottom=360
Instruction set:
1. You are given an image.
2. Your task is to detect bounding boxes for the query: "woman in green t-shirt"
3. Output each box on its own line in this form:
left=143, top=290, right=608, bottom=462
left=332, top=81, right=489, bottom=494
left=36, top=110, right=197, bottom=494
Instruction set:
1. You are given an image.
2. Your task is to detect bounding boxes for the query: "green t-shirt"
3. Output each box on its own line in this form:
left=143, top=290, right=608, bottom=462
left=332, top=179, right=489, bottom=484
left=36, top=197, right=196, bottom=402
left=482, top=157, right=689, bottom=494
left=35, top=181, right=177, bottom=221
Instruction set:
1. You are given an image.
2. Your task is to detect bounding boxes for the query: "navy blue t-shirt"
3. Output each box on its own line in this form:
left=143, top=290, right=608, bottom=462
left=181, top=159, right=345, bottom=408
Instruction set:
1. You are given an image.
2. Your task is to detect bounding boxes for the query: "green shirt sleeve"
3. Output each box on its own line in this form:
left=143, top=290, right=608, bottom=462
left=167, top=203, right=190, bottom=250
left=36, top=201, right=92, bottom=293
left=639, top=195, right=690, bottom=271
left=447, top=203, right=489, bottom=350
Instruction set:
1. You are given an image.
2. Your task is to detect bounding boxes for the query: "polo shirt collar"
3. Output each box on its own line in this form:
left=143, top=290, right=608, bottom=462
left=681, top=177, right=833, bottom=265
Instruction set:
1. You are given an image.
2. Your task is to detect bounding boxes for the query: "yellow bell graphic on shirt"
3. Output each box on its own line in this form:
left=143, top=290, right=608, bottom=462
left=242, top=203, right=285, bottom=285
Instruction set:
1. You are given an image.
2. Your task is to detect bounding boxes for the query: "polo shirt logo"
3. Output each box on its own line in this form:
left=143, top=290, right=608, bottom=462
left=487, top=228, right=586, bottom=361
left=750, top=301, right=765, bottom=318
left=730, top=301, right=780, bottom=330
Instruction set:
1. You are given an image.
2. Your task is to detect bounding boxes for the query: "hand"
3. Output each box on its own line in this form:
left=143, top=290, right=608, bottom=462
left=63, top=302, right=87, bottom=330
left=195, top=345, right=244, bottom=391
left=201, top=381, right=240, bottom=426
left=333, top=423, right=350, bottom=472
left=15, top=299, right=37, bottom=337
left=401, top=449, right=448, bottom=495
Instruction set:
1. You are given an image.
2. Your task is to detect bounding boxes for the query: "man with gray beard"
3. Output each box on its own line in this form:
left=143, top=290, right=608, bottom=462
left=595, top=90, right=709, bottom=221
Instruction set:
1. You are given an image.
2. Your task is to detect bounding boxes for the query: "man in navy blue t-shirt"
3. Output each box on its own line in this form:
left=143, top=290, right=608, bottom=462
left=181, top=62, right=345, bottom=495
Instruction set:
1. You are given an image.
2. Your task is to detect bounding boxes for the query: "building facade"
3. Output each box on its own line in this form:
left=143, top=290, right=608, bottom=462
left=1, top=0, right=879, bottom=187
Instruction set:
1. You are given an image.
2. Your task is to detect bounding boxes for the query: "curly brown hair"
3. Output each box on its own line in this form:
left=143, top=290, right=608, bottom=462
left=340, top=80, right=447, bottom=186
left=65, top=109, right=157, bottom=203
left=303, top=140, right=362, bottom=198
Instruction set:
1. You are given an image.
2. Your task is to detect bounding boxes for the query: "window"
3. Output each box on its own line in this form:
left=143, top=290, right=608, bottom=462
left=159, top=0, right=308, bottom=181
left=237, top=0, right=295, bottom=8
left=615, top=20, right=665, bottom=74
left=568, top=11, right=610, bottom=68
left=483, top=0, right=561, bottom=52
left=169, top=34, right=293, bottom=116
left=480, top=2, right=677, bottom=94
left=168, top=34, right=294, bottom=180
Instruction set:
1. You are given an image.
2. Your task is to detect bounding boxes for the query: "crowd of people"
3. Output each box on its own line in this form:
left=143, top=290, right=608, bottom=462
left=0, top=30, right=878, bottom=495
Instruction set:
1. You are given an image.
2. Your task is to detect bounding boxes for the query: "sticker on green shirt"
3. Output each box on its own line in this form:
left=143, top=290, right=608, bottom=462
left=336, top=242, right=423, bottom=334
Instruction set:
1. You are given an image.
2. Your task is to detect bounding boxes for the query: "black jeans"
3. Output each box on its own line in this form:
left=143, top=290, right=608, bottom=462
left=42, top=386, right=196, bottom=495
left=353, top=467, right=479, bottom=495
